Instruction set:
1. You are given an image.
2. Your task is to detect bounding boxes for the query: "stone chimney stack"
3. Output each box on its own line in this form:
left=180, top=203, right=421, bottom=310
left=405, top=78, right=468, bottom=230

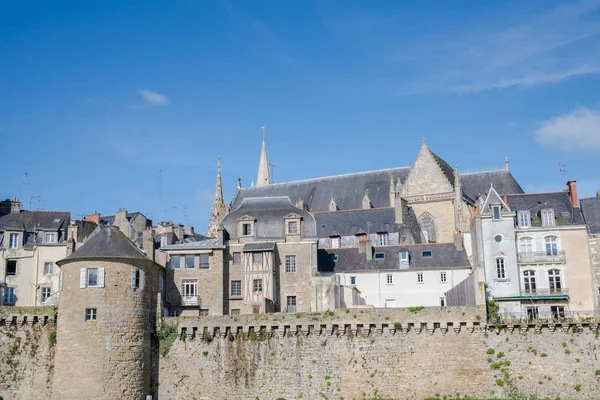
left=566, top=180, right=578, bottom=207
left=394, top=197, right=404, bottom=225
left=216, top=225, right=224, bottom=246
left=358, top=239, right=373, bottom=261
left=68, top=220, right=78, bottom=245
left=142, top=227, right=155, bottom=261
left=86, top=212, right=100, bottom=224
left=10, top=197, right=21, bottom=214
left=453, top=230, right=463, bottom=251
left=173, top=224, right=184, bottom=242
left=183, top=225, right=194, bottom=236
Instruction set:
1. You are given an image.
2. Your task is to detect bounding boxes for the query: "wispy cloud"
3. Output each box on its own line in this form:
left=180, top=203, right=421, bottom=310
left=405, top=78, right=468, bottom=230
left=320, top=0, right=600, bottom=94
left=535, top=106, right=600, bottom=150
left=138, top=89, right=170, bottom=107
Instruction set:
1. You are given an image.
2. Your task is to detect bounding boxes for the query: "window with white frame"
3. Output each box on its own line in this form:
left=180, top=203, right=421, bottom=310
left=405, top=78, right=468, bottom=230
left=45, top=233, right=56, bottom=243
left=417, top=272, right=424, bottom=284
left=182, top=280, right=198, bottom=299
left=545, top=236, right=558, bottom=256
left=3, top=287, right=15, bottom=305
left=80, top=268, right=105, bottom=288
left=518, top=211, right=531, bottom=228
left=548, top=269, right=562, bottom=292
left=9, top=233, right=18, bottom=249
left=41, top=287, right=51, bottom=302
left=169, top=310, right=180, bottom=317
left=523, top=270, right=536, bottom=293
left=131, top=267, right=145, bottom=290
left=253, top=279, right=263, bottom=293
left=85, top=308, right=97, bottom=321
left=199, top=254, right=209, bottom=268
left=378, top=232, right=389, bottom=246
left=44, top=262, right=53, bottom=276
left=541, top=210, right=555, bottom=227
left=492, top=205, right=501, bottom=220
left=253, top=252, right=263, bottom=265
left=287, top=221, right=298, bottom=234
left=399, top=251, right=409, bottom=267
left=231, top=280, right=241, bottom=297
left=496, top=258, right=506, bottom=279
left=519, top=237, right=533, bottom=253
left=350, top=276, right=356, bottom=285
left=242, top=223, right=253, bottom=236
left=440, top=272, right=447, bottom=283
left=285, top=255, right=296, bottom=273
left=386, top=274, right=393, bottom=285
left=233, top=252, right=241, bottom=265
left=170, top=255, right=180, bottom=269
left=185, top=255, right=195, bottom=269
left=330, top=236, right=341, bottom=248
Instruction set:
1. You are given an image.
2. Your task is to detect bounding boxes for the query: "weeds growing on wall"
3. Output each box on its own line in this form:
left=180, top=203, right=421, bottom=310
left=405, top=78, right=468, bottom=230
left=156, top=318, right=178, bottom=357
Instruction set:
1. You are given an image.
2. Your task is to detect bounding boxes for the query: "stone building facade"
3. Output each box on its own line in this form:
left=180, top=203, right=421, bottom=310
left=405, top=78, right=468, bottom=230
left=580, top=191, right=600, bottom=308
left=52, top=226, right=162, bottom=399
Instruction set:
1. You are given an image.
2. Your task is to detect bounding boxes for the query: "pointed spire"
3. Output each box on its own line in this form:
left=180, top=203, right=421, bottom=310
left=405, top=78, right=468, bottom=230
left=251, top=180, right=255, bottom=187
left=237, top=177, right=242, bottom=190
left=256, top=126, right=272, bottom=187
left=389, top=174, right=396, bottom=206
left=362, top=190, right=372, bottom=209
left=329, top=197, right=338, bottom=212
left=211, top=156, right=224, bottom=220
left=505, top=156, right=509, bottom=171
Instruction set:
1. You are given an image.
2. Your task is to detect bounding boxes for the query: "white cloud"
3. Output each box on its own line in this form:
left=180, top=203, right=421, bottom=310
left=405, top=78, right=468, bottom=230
left=138, top=89, right=170, bottom=107
left=535, top=107, right=600, bottom=150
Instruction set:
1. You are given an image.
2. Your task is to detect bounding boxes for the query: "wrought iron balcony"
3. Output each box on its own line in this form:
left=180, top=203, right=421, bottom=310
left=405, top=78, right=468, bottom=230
left=520, top=287, right=569, bottom=297
left=517, top=251, right=565, bottom=264
left=181, top=295, right=200, bottom=306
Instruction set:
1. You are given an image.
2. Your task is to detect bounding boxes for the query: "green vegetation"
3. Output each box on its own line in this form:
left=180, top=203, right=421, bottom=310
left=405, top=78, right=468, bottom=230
left=393, top=322, right=402, bottom=330
left=496, top=352, right=504, bottom=358
left=156, top=318, right=178, bottom=357
left=596, top=369, right=600, bottom=375
left=565, top=349, right=571, bottom=355
left=295, top=312, right=301, bottom=319
left=408, top=306, right=424, bottom=313
left=486, top=348, right=495, bottom=355
left=574, top=384, right=582, bottom=391
left=47, top=326, right=57, bottom=347
left=495, top=379, right=504, bottom=386
left=540, top=353, right=548, bottom=357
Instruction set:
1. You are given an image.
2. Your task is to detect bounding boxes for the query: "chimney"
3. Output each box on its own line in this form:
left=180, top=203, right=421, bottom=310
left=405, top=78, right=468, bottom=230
left=173, top=224, right=184, bottom=242
left=10, top=197, right=21, bottom=214
left=394, top=197, right=404, bottom=225
left=566, top=180, right=578, bottom=207
left=183, top=225, right=194, bottom=236
left=358, top=239, right=373, bottom=261
left=216, top=225, right=225, bottom=246
left=68, top=220, right=79, bottom=244
left=142, top=227, right=155, bottom=261
left=0, top=199, right=12, bottom=217
left=596, top=190, right=600, bottom=198
left=86, top=212, right=100, bottom=224
left=453, top=230, right=463, bottom=251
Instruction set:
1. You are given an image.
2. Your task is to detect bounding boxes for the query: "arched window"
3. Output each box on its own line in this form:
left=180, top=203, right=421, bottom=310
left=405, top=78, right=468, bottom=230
left=548, top=269, right=562, bottom=292
left=545, top=236, right=558, bottom=256
left=419, top=213, right=437, bottom=243
left=496, top=258, right=506, bottom=279
left=523, top=270, right=536, bottom=294
left=519, top=237, right=533, bottom=253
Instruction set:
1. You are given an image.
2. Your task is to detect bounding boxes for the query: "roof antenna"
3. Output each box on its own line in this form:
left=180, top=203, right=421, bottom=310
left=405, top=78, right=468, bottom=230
left=558, top=162, right=567, bottom=189
left=21, top=172, right=31, bottom=205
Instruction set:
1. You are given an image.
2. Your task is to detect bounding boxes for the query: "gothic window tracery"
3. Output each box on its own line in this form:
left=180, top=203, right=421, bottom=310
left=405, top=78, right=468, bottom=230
left=419, top=213, right=437, bottom=243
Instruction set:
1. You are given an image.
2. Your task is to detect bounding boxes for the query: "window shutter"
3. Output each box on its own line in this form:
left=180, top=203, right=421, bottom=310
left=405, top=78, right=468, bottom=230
left=98, top=268, right=105, bottom=288
left=159, top=276, right=164, bottom=291
left=59, top=271, right=63, bottom=291
left=139, top=269, right=145, bottom=290
left=80, top=268, right=86, bottom=288
left=131, top=268, right=137, bottom=289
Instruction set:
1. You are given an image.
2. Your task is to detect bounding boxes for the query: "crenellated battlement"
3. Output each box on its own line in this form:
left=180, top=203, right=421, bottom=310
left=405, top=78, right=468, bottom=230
left=0, top=306, right=56, bottom=329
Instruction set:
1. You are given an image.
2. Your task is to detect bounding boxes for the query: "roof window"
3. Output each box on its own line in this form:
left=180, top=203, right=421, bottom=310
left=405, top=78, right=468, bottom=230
left=374, top=252, right=385, bottom=260
left=560, top=211, right=570, bottom=217
left=422, top=250, right=432, bottom=258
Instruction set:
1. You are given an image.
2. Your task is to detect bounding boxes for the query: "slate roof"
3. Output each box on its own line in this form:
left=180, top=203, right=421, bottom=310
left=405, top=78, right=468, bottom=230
left=231, top=168, right=523, bottom=211
left=314, top=204, right=422, bottom=243
left=59, top=226, right=150, bottom=264
left=580, top=196, right=600, bottom=234
left=504, top=192, right=584, bottom=227
left=243, top=242, right=277, bottom=252
left=0, top=210, right=70, bottom=232
left=317, top=243, right=470, bottom=273
left=222, top=196, right=317, bottom=240
left=99, top=211, right=145, bottom=225
left=161, top=237, right=224, bottom=250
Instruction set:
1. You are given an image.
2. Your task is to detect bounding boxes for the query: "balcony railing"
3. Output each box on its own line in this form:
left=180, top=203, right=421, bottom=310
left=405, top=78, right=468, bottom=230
left=488, top=310, right=600, bottom=325
left=517, top=251, right=565, bottom=263
left=520, top=287, right=569, bottom=297
left=181, top=295, right=200, bottom=307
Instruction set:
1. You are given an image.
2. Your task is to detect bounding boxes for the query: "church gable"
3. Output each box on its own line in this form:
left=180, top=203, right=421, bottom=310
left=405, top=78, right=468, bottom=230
left=402, top=142, right=454, bottom=197
left=480, top=186, right=511, bottom=216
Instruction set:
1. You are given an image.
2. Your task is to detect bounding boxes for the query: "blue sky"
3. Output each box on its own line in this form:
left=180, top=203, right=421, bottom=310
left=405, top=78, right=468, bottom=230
left=2, top=0, right=600, bottom=230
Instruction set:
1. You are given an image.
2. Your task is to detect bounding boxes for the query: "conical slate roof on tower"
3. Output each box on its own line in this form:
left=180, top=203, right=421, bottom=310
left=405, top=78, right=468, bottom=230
left=59, top=225, right=149, bottom=263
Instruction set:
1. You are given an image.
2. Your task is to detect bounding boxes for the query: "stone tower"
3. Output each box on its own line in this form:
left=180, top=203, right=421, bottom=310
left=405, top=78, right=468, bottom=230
left=256, top=130, right=272, bottom=187
left=52, top=226, right=163, bottom=400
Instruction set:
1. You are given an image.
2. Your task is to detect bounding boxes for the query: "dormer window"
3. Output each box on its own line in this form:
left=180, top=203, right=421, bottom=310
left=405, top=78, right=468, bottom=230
left=518, top=211, right=530, bottom=228
left=242, top=223, right=252, bottom=236
left=9, top=233, right=18, bottom=249
left=541, top=210, right=555, bottom=227
left=287, top=221, right=298, bottom=234
left=330, top=236, right=341, bottom=249
left=374, top=252, right=385, bottom=260
left=45, top=233, right=56, bottom=243
left=284, top=213, right=301, bottom=236
left=399, top=251, right=409, bottom=268
left=378, top=232, right=389, bottom=246
left=492, top=205, right=501, bottom=220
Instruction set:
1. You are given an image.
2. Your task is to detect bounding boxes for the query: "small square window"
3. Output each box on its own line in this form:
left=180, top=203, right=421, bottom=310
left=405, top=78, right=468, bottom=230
left=233, top=252, right=241, bottom=265
left=386, top=274, right=393, bottom=284
left=242, top=223, right=252, bottom=236
left=417, top=273, right=424, bottom=284
left=285, top=255, right=296, bottom=273
left=85, top=308, right=97, bottom=321
left=374, top=252, right=385, bottom=260
left=231, top=280, right=242, bottom=297
left=185, top=255, right=195, bottom=269
left=440, top=272, right=447, bottom=283
left=421, top=250, right=432, bottom=258
left=287, top=221, right=298, bottom=234
left=253, top=253, right=263, bottom=265
left=6, top=260, right=17, bottom=276
left=45, top=233, right=56, bottom=243
left=231, top=309, right=240, bottom=315
left=169, top=310, right=180, bottom=317
left=44, top=262, right=53, bottom=276
left=199, top=254, right=209, bottom=268
left=87, top=268, right=98, bottom=287
left=199, top=309, right=209, bottom=317
left=330, top=236, right=341, bottom=248
left=41, top=287, right=51, bottom=302
left=170, top=256, right=180, bottom=269
left=253, top=279, right=263, bottom=293
left=518, top=211, right=531, bottom=228
left=350, top=276, right=356, bottom=285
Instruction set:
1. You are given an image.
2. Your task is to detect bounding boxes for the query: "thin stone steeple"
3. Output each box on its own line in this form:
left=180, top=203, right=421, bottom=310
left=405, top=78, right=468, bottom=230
left=211, top=156, right=224, bottom=218
left=256, top=126, right=272, bottom=187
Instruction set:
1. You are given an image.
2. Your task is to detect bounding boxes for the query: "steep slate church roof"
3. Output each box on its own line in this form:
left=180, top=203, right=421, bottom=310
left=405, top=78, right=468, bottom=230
left=59, top=226, right=150, bottom=263
left=230, top=143, right=523, bottom=211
